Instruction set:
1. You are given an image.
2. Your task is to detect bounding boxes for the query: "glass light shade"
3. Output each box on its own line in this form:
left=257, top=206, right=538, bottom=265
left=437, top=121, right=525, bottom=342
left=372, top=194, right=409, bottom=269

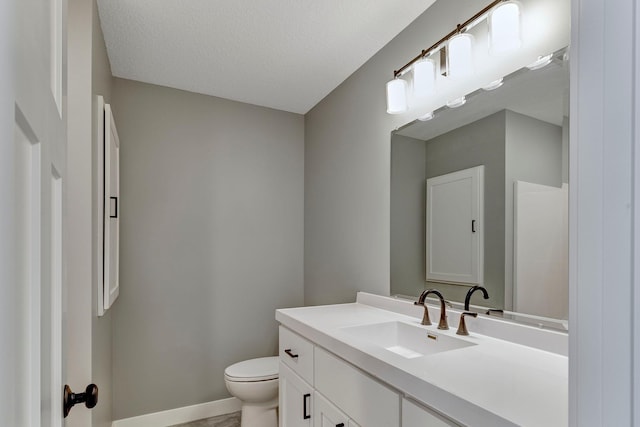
left=417, top=112, right=434, bottom=121
left=386, top=78, right=408, bottom=114
left=488, top=1, right=522, bottom=55
left=527, top=54, right=553, bottom=70
left=483, top=78, right=504, bottom=91
left=448, top=33, right=474, bottom=79
left=413, top=58, right=436, bottom=100
left=446, top=96, right=466, bottom=108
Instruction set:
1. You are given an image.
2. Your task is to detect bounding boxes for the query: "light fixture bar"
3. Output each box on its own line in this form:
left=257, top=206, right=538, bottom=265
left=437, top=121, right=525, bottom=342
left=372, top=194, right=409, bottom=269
left=393, top=0, right=505, bottom=78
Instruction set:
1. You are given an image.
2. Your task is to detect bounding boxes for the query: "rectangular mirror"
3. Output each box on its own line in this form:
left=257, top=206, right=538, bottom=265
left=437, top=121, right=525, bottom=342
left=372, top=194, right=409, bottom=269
left=391, top=48, right=569, bottom=329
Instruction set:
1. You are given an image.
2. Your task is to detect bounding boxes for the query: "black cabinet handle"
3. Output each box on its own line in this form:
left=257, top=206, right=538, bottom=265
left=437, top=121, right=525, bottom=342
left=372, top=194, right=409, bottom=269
left=336, top=424, right=345, bottom=427
left=284, top=349, right=299, bottom=359
left=110, top=196, right=118, bottom=218
left=471, top=219, right=476, bottom=233
left=303, top=393, right=311, bottom=419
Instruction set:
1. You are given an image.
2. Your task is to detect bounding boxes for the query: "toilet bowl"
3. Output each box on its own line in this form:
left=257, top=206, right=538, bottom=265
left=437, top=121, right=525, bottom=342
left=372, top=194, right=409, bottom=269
left=224, top=356, right=279, bottom=427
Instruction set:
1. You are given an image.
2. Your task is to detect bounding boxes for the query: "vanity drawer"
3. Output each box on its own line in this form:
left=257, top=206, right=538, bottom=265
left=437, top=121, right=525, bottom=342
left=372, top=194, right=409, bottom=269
left=314, top=347, right=400, bottom=427
left=402, top=398, right=460, bottom=427
left=279, top=326, right=314, bottom=385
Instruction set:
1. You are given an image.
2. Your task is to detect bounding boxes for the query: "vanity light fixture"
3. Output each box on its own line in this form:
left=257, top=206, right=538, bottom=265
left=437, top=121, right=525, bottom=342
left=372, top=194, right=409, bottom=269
left=488, top=1, right=522, bottom=54
left=386, top=78, right=409, bottom=114
left=526, top=54, right=553, bottom=70
left=448, top=33, right=475, bottom=79
left=446, top=96, right=467, bottom=108
left=386, top=0, right=523, bottom=114
left=482, top=78, right=504, bottom=90
left=413, top=57, right=437, bottom=100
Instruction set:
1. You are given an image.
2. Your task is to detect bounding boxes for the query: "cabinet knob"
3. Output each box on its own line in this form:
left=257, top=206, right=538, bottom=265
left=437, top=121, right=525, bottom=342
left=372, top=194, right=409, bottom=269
left=63, top=384, right=98, bottom=417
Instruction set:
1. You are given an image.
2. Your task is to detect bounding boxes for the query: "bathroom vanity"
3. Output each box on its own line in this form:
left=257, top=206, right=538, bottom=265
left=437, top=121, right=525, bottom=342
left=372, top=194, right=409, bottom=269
left=277, top=293, right=567, bottom=427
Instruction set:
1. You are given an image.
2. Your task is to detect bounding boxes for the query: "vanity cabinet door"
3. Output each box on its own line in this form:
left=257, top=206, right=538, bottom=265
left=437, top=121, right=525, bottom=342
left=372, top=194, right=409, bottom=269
left=402, top=398, right=460, bottom=427
left=280, top=362, right=313, bottom=427
left=313, top=392, right=357, bottom=427
left=314, top=347, right=400, bottom=427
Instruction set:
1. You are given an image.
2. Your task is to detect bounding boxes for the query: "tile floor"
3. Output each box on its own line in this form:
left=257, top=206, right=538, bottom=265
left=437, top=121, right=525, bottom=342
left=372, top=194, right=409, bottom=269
left=170, top=411, right=241, bottom=427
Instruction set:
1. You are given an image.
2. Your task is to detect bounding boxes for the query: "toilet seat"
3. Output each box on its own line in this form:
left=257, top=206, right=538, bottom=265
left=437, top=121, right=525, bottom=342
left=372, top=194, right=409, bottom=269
left=224, top=356, right=279, bottom=382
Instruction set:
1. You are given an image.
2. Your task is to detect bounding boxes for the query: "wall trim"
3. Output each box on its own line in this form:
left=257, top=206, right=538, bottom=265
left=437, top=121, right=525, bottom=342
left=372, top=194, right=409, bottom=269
left=111, top=397, right=241, bottom=427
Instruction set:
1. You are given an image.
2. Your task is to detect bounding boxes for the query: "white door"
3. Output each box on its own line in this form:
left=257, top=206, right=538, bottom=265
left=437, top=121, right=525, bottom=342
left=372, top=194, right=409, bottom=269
left=0, top=0, right=86, bottom=425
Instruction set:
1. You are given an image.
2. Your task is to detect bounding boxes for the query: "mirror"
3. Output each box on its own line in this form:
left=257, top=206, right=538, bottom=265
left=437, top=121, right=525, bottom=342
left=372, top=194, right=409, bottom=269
left=390, top=48, right=569, bottom=328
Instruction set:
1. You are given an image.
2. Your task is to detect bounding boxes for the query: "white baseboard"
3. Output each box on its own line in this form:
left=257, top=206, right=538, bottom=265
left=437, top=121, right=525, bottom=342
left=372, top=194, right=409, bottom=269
left=111, top=397, right=242, bottom=427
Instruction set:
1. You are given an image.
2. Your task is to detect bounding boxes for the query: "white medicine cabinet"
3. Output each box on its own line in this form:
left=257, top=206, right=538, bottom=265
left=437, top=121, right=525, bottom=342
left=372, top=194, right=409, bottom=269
left=97, top=97, right=120, bottom=315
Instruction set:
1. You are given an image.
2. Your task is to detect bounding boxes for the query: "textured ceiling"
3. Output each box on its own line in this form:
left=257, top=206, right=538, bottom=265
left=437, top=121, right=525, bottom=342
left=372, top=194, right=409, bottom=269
left=97, top=0, right=435, bottom=114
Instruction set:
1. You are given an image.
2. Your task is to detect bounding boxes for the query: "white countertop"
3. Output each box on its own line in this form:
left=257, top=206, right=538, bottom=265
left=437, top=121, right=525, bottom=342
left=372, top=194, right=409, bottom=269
left=276, top=295, right=568, bottom=427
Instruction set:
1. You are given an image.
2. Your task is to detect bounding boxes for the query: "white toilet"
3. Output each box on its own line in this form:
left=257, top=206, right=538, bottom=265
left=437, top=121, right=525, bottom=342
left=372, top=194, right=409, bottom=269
left=224, top=356, right=279, bottom=427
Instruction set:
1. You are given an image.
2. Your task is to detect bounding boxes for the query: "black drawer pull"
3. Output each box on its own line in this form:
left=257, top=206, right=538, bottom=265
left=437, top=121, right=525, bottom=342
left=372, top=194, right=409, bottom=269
left=284, top=348, right=299, bottom=359
left=303, top=393, right=311, bottom=419
left=110, top=196, right=118, bottom=218
left=336, top=424, right=345, bottom=427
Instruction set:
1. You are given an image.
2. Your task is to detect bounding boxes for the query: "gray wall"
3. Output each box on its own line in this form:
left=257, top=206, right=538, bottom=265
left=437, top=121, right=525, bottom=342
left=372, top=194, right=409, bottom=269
left=390, top=134, right=426, bottom=297
left=68, top=0, right=114, bottom=425
left=305, top=0, right=568, bottom=307
left=305, top=0, right=492, bottom=306
left=67, top=0, right=94, bottom=425
left=562, top=116, right=569, bottom=184
left=111, top=79, right=304, bottom=419
left=91, top=2, right=114, bottom=426
left=390, top=112, right=507, bottom=308
left=423, top=111, right=507, bottom=308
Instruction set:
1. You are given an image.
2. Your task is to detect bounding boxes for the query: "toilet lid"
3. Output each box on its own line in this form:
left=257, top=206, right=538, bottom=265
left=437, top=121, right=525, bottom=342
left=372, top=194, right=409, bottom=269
left=224, top=356, right=279, bottom=382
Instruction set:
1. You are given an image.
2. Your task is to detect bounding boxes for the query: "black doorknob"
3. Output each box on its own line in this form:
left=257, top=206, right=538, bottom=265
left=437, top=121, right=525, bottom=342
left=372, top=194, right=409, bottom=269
left=63, top=384, right=98, bottom=418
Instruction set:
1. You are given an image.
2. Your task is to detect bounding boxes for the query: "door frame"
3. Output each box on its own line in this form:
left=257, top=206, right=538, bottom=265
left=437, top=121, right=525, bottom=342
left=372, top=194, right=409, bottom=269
left=0, top=0, right=18, bottom=424
left=569, top=0, right=639, bottom=425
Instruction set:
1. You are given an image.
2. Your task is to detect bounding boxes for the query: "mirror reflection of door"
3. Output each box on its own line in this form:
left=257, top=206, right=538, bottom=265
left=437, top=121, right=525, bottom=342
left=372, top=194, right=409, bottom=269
left=426, top=166, right=484, bottom=286
left=513, top=181, right=568, bottom=319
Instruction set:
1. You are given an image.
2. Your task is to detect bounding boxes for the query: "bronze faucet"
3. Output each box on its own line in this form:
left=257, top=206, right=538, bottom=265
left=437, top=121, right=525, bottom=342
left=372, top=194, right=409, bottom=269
left=414, top=289, right=449, bottom=330
left=464, top=285, right=489, bottom=311
left=456, top=312, right=478, bottom=335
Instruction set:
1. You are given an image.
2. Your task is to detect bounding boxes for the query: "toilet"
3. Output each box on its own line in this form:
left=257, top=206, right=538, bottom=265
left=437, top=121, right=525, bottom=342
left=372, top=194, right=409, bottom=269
left=224, top=356, right=279, bottom=427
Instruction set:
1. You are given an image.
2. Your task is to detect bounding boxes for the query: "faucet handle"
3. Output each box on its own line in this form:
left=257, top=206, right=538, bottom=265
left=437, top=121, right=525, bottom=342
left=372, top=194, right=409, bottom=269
left=456, top=312, right=478, bottom=336
left=414, top=300, right=432, bottom=325
left=437, top=313, right=449, bottom=330
left=420, top=303, right=432, bottom=326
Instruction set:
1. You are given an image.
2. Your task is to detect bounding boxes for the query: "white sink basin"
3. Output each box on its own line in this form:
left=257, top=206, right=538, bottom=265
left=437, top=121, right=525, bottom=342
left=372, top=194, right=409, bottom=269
left=340, top=321, right=476, bottom=358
